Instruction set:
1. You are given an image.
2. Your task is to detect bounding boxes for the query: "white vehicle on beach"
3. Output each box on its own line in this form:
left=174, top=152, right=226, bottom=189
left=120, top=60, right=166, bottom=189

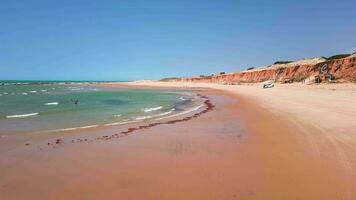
left=262, top=82, right=274, bottom=89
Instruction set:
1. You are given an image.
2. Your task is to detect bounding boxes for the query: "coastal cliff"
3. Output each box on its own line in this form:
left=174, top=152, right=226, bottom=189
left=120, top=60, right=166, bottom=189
left=165, top=54, right=356, bottom=84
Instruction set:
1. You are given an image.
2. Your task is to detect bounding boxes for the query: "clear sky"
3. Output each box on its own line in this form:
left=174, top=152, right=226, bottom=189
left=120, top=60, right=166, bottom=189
left=1, top=0, right=355, bottom=81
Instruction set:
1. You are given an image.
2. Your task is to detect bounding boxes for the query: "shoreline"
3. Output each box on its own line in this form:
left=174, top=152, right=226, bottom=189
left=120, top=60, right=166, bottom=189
left=0, top=89, right=214, bottom=150
left=0, top=86, right=203, bottom=136
left=104, top=81, right=356, bottom=198
left=1, top=82, right=356, bottom=199
left=107, top=81, right=356, bottom=135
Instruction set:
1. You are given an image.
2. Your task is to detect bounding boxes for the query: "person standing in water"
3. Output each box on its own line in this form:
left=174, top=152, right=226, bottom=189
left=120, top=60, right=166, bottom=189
left=70, top=99, right=79, bottom=105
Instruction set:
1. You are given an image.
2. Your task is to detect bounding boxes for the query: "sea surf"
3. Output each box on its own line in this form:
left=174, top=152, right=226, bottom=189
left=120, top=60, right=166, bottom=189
left=0, top=81, right=202, bottom=134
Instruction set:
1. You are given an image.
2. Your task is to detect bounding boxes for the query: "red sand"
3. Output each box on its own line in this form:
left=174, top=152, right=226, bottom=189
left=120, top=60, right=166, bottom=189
left=0, top=88, right=355, bottom=199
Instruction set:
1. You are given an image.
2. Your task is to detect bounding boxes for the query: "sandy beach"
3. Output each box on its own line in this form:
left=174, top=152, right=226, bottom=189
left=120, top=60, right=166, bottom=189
left=1, top=82, right=356, bottom=199
left=2, top=0, right=355, bottom=199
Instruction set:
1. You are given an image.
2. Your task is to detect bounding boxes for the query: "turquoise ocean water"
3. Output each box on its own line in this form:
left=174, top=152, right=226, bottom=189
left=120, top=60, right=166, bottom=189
left=0, top=81, right=197, bottom=134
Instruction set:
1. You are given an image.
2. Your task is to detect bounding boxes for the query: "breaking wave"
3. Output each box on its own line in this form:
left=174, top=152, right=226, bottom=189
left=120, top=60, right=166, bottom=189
left=6, top=112, right=39, bottom=119
left=41, top=125, right=99, bottom=133
left=104, top=119, right=142, bottom=126
left=155, top=104, right=204, bottom=121
left=143, top=106, right=163, bottom=113
left=44, top=102, right=59, bottom=106
left=134, top=108, right=175, bottom=120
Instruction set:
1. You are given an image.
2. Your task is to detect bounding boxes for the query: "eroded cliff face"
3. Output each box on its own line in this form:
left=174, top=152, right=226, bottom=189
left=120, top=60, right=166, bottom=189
left=168, top=55, right=356, bottom=84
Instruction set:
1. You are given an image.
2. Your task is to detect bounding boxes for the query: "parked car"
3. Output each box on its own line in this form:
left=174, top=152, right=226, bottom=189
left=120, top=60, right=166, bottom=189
left=263, top=82, right=274, bottom=88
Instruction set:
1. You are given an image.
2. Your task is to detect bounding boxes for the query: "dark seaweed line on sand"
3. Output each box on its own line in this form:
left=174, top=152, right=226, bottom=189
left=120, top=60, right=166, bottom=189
left=96, top=94, right=214, bottom=140
left=29, top=94, right=215, bottom=148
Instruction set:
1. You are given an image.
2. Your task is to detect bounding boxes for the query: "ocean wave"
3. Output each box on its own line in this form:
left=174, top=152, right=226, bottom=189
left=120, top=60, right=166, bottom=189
left=104, top=119, right=142, bottom=126
left=179, top=97, right=186, bottom=101
left=156, top=108, right=175, bottom=116
left=44, top=102, right=59, bottom=106
left=6, top=112, right=39, bottom=119
left=155, top=104, right=204, bottom=121
left=143, top=106, right=163, bottom=113
left=68, top=87, right=81, bottom=91
left=114, top=114, right=121, bottom=117
left=42, top=124, right=99, bottom=133
left=30, top=90, right=37, bottom=93
left=58, top=127, right=77, bottom=131
left=134, top=108, right=175, bottom=120
left=22, top=92, right=28, bottom=95
left=0, top=82, right=29, bottom=86
left=78, top=125, right=99, bottom=129
left=135, top=116, right=152, bottom=120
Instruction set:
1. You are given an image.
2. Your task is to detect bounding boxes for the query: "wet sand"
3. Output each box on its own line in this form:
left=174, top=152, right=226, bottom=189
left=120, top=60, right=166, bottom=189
left=1, top=84, right=356, bottom=199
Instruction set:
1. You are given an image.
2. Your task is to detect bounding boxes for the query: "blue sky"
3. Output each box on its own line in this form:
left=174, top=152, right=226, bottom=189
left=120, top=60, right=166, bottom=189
left=0, top=0, right=355, bottom=80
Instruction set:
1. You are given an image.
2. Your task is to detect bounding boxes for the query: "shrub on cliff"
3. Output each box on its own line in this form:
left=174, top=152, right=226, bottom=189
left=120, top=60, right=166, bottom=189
left=160, top=77, right=179, bottom=81
left=247, top=67, right=254, bottom=70
left=291, top=74, right=308, bottom=82
left=273, top=61, right=293, bottom=65
left=327, top=54, right=351, bottom=60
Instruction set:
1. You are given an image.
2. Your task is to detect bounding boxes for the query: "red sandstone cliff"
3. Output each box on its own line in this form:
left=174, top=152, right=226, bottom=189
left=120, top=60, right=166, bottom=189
left=166, top=55, right=356, bottom=84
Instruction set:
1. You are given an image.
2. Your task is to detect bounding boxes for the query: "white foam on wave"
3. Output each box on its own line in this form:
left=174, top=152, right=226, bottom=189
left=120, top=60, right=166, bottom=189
left=78, top=125, right=99, bottom=129
left=44, top=102, right=59, bottom=106
left=59, top=127, right=77, bottom=131
left=135, top=116, right=152, bottom=120
left=134, top=108, right=175, bottom=120
left=156, top=108, right=175, bottom=116
left=155, top=104, right=204, bottom=121
left=41, top=90, right=47, bottom=92
left=6, top=112, right=39, bottom=119
left=179, top=97, right=186, bottom=101
left=114, top=114, right=121, bottom=117
left=143, top=106, right=163, bottom=113
left=104, top=119, right=142, bottom=126
left=41, top=124, right=99, bottom=133
left=30, top=90, right=37, bottom=93
left=22, top=92, right=28, bottom=95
